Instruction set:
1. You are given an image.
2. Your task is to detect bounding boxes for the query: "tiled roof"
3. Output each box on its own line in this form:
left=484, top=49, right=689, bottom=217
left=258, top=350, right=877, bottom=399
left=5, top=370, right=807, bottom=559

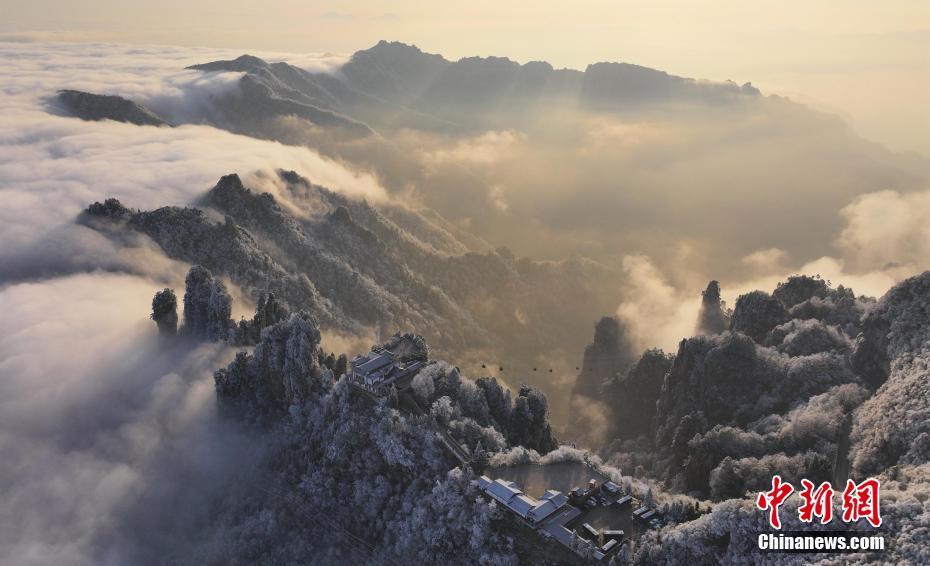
left=509, top=494, right=537, bottom=518
left=486, top=479, right=521, bottom=503
left=356, top=352, right=393, bottom=374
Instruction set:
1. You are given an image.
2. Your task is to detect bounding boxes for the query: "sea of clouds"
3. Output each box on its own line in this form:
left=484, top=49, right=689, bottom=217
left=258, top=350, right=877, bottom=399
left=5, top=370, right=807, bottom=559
left=0, top=40, right=389, bottom=565
left=1, top=38, right=929, bottom=564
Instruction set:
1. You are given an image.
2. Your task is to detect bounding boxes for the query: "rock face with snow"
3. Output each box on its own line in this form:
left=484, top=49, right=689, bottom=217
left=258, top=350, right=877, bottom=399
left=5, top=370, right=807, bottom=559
left=187, top=56, right=374, bottom=138
left=656, top=333, right=859, bottom=460
left=56, top=90, right=169, bottom=126
left=86, top=171, right=623, bottom=381
left=206, top=321, right=525, bottom=563
left=198, top=289, right=565, bottom=563
left=568, top=276, right=878, bottom=505
left=607, top=271, right=930, bottom=565
left=411, top=361, right=558, bottom=454
left=148, top=265, right=293, bottom=349
left=587, top=277, right=876, bottom=502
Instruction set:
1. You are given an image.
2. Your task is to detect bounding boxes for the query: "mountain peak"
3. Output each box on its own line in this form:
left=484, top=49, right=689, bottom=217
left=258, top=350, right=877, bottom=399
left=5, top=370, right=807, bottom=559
left=369, top=40, right=428, bottom=55
left=203, top=174, right=255, bottom=209
left=347, top=40, right=448, bottom=69
left=187, top=54, right=269, bottom=73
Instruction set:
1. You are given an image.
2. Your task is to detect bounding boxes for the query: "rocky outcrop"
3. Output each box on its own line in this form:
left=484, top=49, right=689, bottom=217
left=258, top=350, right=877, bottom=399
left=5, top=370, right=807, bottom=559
left=181, top=265, right=232, bottom=341
left=233, top=292, right=288, bottom=345
left=214, top=312, right=325, bottom=422
left=603, top=348, right=674, bottom=439
left=695, top=280, right=729, bottom=335
left=86, top=197, right=132, bottom=219
left=149, top=264, right=293, bottom=347
left=572, top=316, right=637, bottom=398
left=150, top=288, right=178, bottom=338
left=187, top=56, right=373, bottom=137
left=56, top=90, right=169, bottom=126
left=87, top=193, right=337, bottom=331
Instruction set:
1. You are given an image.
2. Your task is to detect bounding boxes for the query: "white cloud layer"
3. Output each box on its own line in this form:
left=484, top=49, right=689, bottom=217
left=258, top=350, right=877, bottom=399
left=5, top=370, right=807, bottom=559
left=0, top=41, right=387, bottom=282
left=0, top=272, right=260, bottom=565
left=0, top=41, right=374, bottom=565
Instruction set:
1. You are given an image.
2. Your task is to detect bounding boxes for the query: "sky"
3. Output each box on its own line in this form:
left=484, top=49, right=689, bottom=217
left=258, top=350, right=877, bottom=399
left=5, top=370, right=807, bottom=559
left=1, top=0, right=928, bottom=155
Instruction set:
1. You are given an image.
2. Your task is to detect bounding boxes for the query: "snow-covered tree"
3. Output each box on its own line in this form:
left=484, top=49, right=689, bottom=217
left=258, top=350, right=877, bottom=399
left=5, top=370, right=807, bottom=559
left=183, top=265, right=232, bottom=341
left=150, top=287, right=178, bottom=338
left=730, top=290, right=789, bottom=343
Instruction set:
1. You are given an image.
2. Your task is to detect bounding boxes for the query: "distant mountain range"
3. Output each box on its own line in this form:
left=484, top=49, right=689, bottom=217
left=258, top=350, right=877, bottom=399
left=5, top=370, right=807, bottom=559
left=58, top=41, right=761, bottom=137
left=188, top=41, right=760, bottom=135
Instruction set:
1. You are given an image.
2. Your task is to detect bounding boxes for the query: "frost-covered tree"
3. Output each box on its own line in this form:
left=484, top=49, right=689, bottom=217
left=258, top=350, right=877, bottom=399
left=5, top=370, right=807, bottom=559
left=410, top=371, right=435, bottom=404
left=849, top=271, right=930, bottom=475
left=85, top=197, right=131, bottom=219
left=729, top=290, right=789, bottom=343
left=215, top=312, right=323, bottom=423
left=411, top=362, right=556, bottom=453
left=183, top=265, right=232, bottom=340
left=380, top=332, right=429, bottom=362
left=772, top=274, right=829, bottom=308
left=612, top=271, right=930, bottom=563
left=653, top=329, right=864, bottom=495
left=232, top=291, right=289, bottom=345
left=509, top=385, right=558, bottom=453
left=763, top=319, right=851, bottom=357
left=203, top=311, right=528, bottom=564
left=631, top=467, right=928, bottom=565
